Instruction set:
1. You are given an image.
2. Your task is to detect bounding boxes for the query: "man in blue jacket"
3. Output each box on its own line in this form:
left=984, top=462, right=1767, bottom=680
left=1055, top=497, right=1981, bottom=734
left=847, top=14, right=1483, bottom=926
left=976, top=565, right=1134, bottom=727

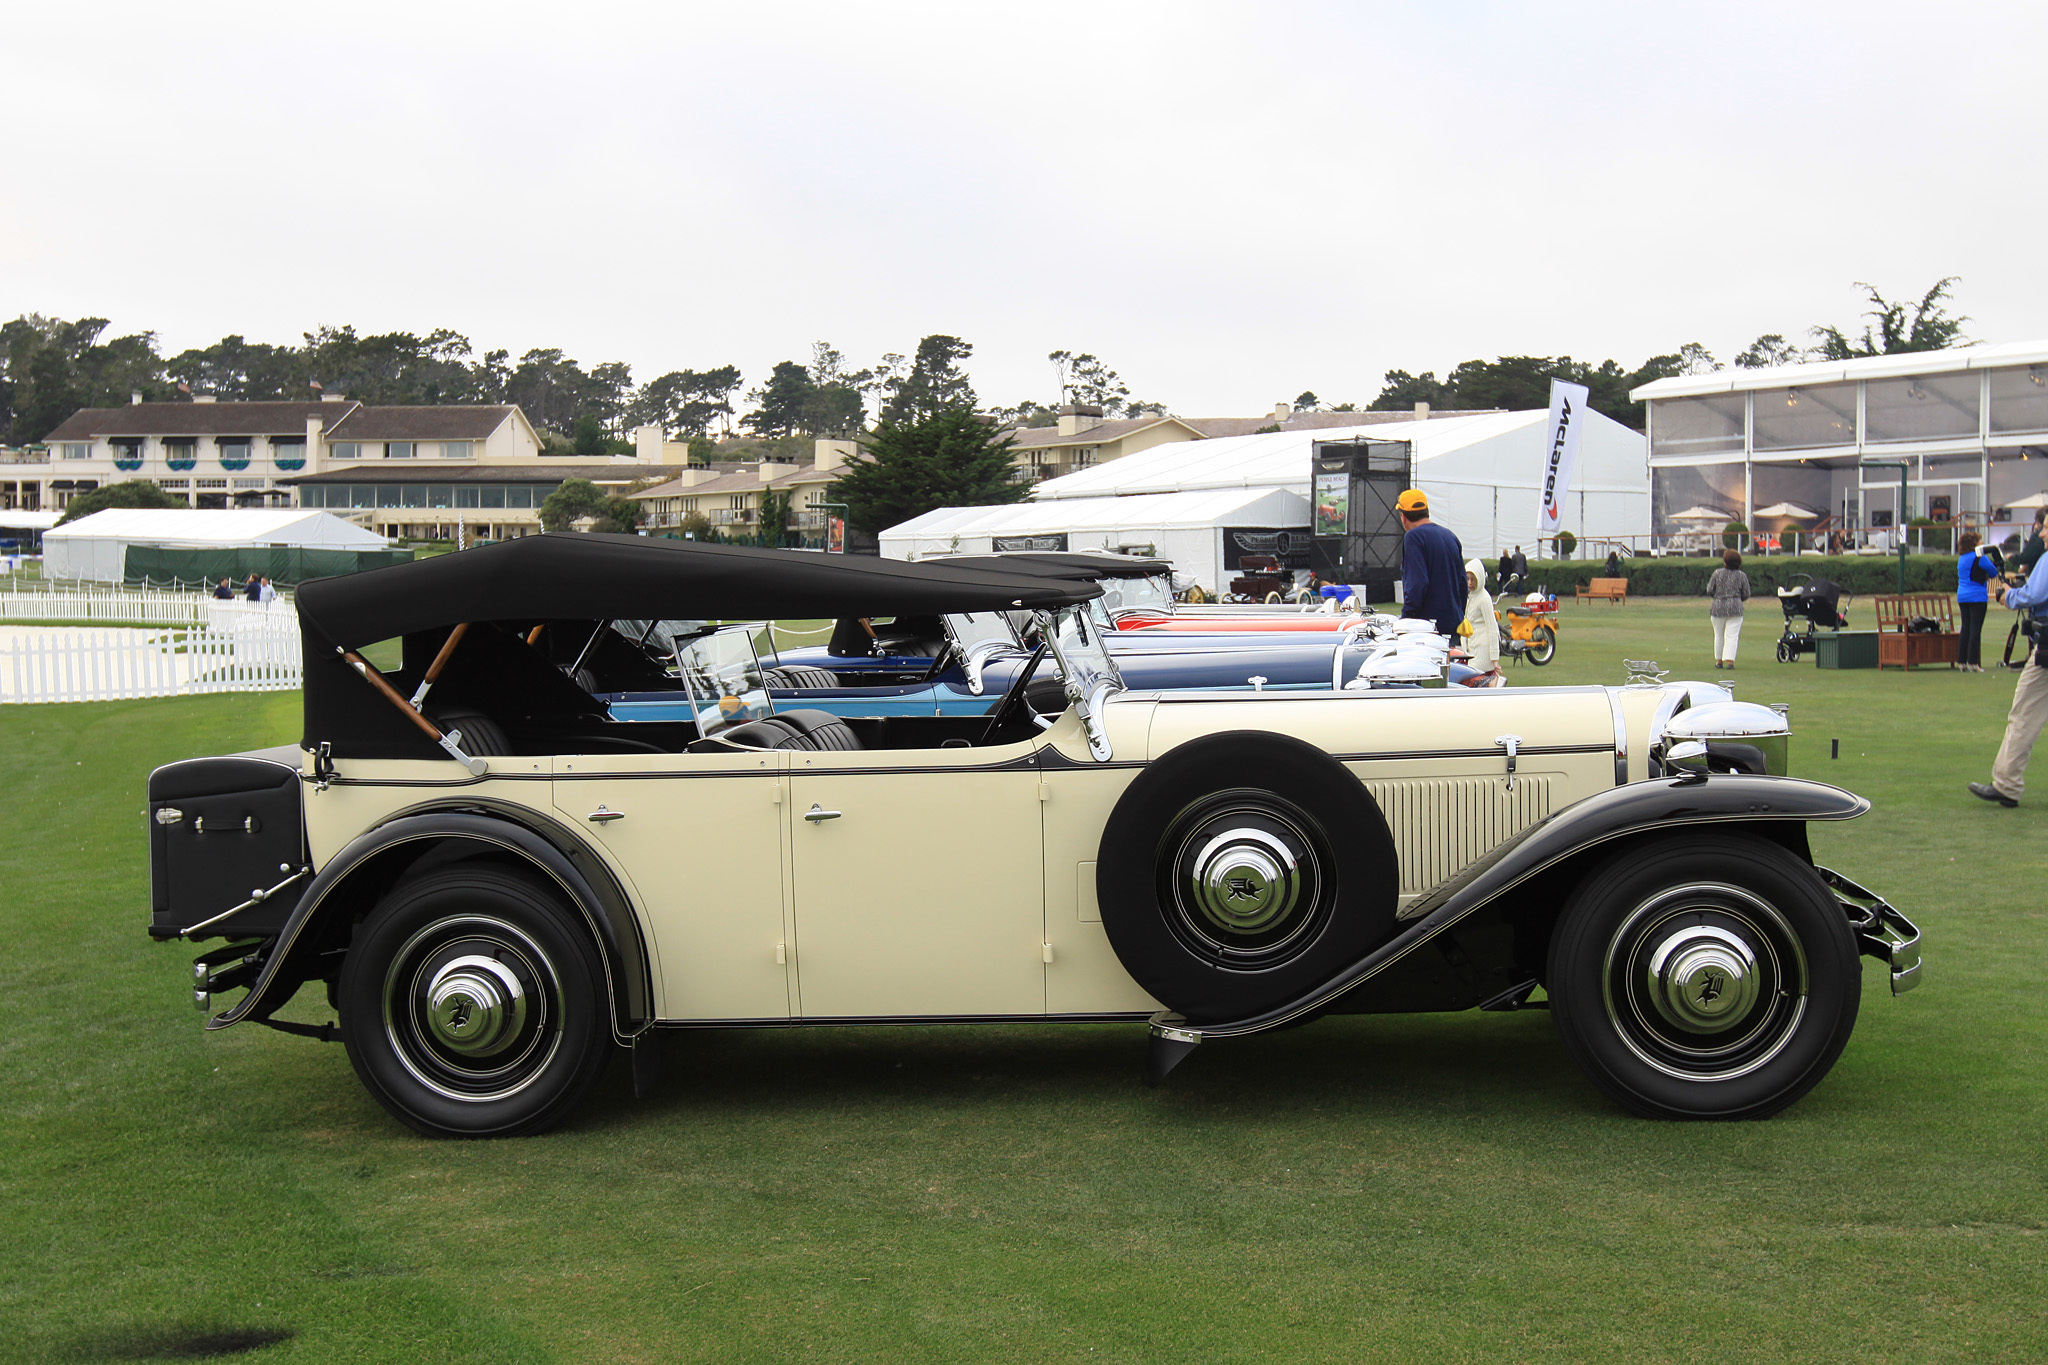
left=1397, top=488, right=1466, bottom=637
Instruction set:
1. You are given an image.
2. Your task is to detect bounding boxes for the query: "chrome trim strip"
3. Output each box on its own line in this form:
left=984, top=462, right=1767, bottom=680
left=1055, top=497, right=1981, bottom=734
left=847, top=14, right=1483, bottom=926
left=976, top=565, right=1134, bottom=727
left=178, top=867, right=310, bottom=939
left=650, top=1011, right=1155, bottom=1029
left=1143, top=685, right=1618, bottom=704
left=1608, top=688, right=1630, bottom=785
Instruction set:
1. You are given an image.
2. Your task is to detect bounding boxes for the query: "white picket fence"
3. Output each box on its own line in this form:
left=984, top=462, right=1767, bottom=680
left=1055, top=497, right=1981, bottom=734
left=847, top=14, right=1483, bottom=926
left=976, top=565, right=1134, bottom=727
left=0, top=617, right=302, bottom=703
left=0, top=589, right=295, bottom=628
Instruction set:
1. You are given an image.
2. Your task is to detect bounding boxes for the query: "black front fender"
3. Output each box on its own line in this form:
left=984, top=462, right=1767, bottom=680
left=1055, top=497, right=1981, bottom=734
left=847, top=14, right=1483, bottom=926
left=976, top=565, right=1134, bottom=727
left=208, top=807, right=652, bottom=1044
left=1153, top=773, right=1870, bottom=1045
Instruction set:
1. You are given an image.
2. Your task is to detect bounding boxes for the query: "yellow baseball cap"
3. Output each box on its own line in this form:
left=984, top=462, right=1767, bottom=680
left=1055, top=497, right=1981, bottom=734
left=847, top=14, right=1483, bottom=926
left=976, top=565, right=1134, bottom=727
left=1396, top=488, right=1429, bottom=513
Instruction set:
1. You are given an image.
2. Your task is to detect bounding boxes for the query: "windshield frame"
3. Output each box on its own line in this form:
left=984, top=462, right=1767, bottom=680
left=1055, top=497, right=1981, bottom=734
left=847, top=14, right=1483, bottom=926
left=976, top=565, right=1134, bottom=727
left=941, top=610, right=1029, bottom=696
left=1037, top=605, right=1124, bottom=760
left=671, top=623, right=777, bottom=735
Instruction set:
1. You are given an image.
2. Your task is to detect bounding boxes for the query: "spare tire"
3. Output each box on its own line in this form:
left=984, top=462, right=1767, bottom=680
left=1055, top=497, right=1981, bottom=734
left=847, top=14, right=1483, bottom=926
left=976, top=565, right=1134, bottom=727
left=1096, top=731, right=1399, bottom=1022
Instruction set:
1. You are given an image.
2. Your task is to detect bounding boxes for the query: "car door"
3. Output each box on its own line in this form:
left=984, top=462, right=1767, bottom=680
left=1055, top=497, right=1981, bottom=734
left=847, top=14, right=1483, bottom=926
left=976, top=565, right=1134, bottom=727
left=785, top=736, right=1046, bottom=1018
left=553, top=748, right=794, bottom=1022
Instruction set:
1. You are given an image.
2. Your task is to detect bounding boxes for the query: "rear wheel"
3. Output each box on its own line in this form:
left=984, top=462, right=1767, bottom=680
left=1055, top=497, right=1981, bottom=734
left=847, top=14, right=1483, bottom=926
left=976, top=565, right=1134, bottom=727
left=1525, top=624, right=1557, bottom=665
left=1776, top=639, right=1794, bottom=663
left=338, top=865, right=611, bottom=1138
left=1547, top=834, right=1860, bottom=1119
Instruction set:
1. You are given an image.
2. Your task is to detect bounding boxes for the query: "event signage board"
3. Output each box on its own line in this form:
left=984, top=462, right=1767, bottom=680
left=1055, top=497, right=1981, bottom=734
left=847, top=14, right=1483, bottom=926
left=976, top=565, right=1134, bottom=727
left=1536, top=378, right=1588, bottom=535
left=992, top=533, right=1069, bottom=552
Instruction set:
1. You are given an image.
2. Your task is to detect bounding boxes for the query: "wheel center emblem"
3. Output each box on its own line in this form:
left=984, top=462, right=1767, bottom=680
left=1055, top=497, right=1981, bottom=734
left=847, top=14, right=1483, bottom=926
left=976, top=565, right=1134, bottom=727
left=1696, top=971, right=1724, bottom=1006
left=447, top=998, right=473, bottom=1031
left=1224, top=875, right=1265, bottom=903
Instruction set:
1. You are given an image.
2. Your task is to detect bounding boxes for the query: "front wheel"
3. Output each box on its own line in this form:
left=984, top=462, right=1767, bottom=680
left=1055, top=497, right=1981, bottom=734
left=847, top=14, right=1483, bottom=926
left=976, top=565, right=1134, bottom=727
left=338, top=865, right=612, bottom=1138
left=1525, top=623, right=1557, bottom=665
left=1776, top=639, right=1793, bottom=663
left=1546, top=834, right=1861, bottom=1119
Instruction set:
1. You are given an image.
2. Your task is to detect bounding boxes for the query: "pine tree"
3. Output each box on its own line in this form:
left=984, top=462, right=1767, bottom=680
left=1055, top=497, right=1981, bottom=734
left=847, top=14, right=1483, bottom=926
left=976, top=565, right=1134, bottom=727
left=829, top=407, right=1026, bottom=536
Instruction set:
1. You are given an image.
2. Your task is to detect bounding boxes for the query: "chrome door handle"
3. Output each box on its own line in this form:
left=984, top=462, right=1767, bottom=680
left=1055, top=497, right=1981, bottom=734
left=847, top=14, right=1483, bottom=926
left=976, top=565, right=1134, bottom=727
left=587, top=806, right=625, bottom=823
left=1494, top=734, right=1522, bottom=794
left=803, top=803, right=842, bottom=823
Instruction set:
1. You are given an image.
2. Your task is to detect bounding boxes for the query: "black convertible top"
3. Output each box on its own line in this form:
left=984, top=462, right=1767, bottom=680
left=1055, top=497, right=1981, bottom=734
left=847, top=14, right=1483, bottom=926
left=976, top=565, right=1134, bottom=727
left=297, top=534, right=1099, bottom=649
left=923, top=550, right=1172, bottom=581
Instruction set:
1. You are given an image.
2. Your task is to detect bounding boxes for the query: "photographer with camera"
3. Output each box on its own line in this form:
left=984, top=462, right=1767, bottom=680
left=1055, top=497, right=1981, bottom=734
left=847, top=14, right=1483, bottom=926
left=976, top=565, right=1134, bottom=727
left=1969, top=561, right=2048, bottom=807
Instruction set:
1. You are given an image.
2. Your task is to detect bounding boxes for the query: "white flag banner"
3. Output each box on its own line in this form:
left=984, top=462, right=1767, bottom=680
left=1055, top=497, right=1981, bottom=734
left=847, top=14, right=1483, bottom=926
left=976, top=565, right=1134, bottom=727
left=1536, top=378, right=1589, bottom=536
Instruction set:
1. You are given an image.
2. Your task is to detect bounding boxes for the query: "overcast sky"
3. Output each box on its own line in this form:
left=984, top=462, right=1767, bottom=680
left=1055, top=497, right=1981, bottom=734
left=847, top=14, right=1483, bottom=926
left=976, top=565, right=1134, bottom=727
left=5, top=0, right=2043, bottom=415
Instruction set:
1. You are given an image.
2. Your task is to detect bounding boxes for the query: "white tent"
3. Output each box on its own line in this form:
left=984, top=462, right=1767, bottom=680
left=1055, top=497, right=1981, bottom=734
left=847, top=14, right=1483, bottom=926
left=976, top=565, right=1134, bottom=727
left=1028, top=409, right=1649, bottom=559
left=43, top=508, right=389, bottom=582
left=880, top=487, right=1310, bottom=591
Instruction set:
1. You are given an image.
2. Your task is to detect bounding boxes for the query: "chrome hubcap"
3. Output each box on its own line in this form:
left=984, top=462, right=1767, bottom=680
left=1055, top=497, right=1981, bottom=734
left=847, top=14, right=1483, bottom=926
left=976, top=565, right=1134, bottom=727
left=1602, top=884, right=1807, bottom=1082
left=1644, top=926, right=1760, bottom=1033
left=1163, top=792, right=1329, bottom=967
left=1189, top=828, right=1300, bottom=934
left=383, top=915, right=559, bottom=1102
left=423, top=954, right=528, bottom=1057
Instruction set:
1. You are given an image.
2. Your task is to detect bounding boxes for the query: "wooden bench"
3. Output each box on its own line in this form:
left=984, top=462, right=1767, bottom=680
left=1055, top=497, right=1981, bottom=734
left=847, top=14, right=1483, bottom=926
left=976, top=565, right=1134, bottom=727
left=1575, top=577, right=1628, bottom=604
left=1873, top=593, right=1958, bottom=670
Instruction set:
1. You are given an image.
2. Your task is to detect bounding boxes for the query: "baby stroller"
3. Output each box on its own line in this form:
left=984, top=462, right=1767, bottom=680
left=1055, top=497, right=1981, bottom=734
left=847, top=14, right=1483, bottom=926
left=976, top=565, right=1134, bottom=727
left=1775, top=575, right=1850, bottom=662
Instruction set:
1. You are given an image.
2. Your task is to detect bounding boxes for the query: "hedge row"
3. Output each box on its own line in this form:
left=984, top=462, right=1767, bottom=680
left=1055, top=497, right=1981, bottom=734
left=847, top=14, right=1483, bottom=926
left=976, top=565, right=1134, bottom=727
left=1507, top=554, right=1966, bottom=597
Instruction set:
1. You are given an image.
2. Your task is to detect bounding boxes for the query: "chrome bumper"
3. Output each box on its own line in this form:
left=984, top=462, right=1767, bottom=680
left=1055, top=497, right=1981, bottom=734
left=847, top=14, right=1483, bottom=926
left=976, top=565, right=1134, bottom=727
left=1819, top=866, right=1922, bottom=995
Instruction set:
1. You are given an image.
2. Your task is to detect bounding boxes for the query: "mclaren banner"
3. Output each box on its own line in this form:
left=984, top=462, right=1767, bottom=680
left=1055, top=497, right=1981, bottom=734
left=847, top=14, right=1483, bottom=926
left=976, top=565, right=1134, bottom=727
left=1536, top=377, right=1588, bottom=536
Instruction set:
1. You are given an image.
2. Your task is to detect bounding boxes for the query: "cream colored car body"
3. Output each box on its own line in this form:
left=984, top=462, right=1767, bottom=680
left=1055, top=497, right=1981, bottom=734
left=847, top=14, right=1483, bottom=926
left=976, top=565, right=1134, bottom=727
left=300, top=681, right=1670, bottom=1026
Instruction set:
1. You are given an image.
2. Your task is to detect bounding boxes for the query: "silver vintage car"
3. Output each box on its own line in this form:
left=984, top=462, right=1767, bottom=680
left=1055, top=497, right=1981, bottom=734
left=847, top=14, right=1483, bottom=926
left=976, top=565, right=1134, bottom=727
left=146, top=536, right=1919, bottom=1136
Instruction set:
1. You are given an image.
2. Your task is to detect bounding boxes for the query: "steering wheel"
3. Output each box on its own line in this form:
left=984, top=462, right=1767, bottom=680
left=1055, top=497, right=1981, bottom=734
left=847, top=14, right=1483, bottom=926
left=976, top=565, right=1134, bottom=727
left=979, top=642, right=1050, bottom=745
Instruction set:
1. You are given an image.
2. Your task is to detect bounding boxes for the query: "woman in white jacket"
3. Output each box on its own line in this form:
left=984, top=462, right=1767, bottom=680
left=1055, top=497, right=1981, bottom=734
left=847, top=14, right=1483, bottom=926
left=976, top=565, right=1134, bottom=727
left=1462, top=558, right=1499, bottom=673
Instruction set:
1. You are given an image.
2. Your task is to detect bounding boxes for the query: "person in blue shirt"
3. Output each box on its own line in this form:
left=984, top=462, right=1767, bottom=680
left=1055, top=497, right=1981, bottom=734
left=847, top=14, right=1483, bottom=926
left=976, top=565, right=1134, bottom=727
left=1956, top=531, right=1996, bottom=672
left=1970, top=564, right=2048, bottom=806
left=1396, top=488, right=1466, bottom=637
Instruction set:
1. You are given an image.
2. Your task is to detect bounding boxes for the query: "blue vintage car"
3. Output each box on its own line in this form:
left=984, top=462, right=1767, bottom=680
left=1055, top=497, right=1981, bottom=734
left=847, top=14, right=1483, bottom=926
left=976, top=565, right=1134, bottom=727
left=598, top=611, right=1459, bottom=722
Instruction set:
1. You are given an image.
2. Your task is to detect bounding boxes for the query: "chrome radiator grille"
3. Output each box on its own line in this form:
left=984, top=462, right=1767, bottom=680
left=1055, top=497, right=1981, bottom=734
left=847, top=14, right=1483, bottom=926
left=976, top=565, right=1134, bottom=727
left=1365, top=775, right=1555, bottom=900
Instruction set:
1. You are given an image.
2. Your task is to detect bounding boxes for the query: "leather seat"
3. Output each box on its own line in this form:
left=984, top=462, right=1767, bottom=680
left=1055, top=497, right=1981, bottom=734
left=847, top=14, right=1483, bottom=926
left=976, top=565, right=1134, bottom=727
left=775, top=709, right=863, bottom=751
left=763, top=665, right=840, bottom=689
left=689, top=709, right=862, bottom=754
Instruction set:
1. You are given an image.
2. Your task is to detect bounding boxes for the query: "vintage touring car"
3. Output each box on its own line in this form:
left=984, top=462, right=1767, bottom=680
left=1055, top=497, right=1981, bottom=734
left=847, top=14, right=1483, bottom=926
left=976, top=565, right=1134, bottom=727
left=146, top=536, right=1920, bottom=1137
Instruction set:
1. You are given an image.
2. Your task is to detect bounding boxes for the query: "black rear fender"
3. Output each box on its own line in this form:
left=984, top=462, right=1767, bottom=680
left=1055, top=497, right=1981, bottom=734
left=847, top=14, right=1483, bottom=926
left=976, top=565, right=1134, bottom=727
left=1162, top=774, right=1868, bottom=1039
left=207, top=806, right=651, bottom=1044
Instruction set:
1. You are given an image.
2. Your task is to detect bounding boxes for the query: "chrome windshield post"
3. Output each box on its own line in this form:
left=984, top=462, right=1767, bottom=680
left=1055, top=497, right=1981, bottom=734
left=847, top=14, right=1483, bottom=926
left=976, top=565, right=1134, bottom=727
left=1035, top=605, right=1122, bottom=761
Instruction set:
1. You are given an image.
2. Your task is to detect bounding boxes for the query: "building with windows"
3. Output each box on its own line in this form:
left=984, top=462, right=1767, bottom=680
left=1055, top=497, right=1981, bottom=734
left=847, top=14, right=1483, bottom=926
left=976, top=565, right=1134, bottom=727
left=1631, top=341, right=2048, bottom=548
left=35, top=396, right=679, bottom=539
left=630, top=440, right=854, bottom=548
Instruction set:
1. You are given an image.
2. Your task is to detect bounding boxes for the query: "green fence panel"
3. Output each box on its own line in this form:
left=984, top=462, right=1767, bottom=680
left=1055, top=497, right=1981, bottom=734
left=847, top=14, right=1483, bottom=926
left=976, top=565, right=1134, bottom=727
left=122, top=545, right=415, bottom=587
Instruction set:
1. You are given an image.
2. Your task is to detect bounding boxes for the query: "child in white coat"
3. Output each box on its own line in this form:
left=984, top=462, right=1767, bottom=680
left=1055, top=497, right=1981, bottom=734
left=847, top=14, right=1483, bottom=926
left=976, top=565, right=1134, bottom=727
left=1462, top=559, right=1499, bottom=672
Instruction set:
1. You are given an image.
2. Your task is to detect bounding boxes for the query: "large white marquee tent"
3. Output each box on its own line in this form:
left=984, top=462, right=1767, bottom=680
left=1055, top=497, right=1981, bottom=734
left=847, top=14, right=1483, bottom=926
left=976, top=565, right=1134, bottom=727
left=881, top=487, right=1309, bottom=589
left=44, top=508, right=389, bottom=582
left=879, top=410, right=1649, bottom=589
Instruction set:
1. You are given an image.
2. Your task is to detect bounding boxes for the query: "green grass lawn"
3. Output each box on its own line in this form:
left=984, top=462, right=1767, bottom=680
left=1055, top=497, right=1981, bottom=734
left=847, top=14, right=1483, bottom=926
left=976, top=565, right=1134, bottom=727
left=3, top=600, right=2044, bottom=1363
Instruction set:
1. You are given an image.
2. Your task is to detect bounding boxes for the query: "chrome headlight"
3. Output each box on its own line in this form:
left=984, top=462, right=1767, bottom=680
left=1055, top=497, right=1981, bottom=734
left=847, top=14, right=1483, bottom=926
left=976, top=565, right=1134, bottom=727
left=1656, top=700, right=1792, bottom=776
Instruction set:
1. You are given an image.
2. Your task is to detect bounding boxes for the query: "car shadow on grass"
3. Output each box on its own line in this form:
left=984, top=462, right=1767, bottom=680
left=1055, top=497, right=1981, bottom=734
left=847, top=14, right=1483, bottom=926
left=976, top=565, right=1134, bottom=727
left=582, top=1010, right=1600, bottom=1131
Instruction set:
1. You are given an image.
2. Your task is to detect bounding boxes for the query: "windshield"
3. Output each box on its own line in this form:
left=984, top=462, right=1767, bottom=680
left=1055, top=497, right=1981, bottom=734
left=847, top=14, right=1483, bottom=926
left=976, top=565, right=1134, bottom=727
left=1098, top=572, right=1173, bottom=616
left=673, top=626, right=774, bottom=735
left=945, top=610, right=1025, bottom=695
left=946, top=611, right=1021, bottom=655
